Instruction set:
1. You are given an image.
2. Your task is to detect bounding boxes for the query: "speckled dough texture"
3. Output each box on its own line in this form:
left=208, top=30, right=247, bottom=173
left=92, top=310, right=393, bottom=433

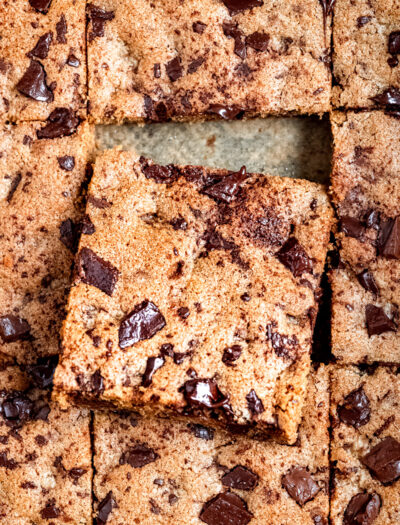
left=87, top=0, right=332, bottom=123
left=0, top=121, right=94, bottom=364
left=0, top=0, right=87, bottom=123
left=93, top=366, right=329, bottom=525
left=330, top=366, right=400, bottom=525
left=332, top=0, right=400, bottom=109
left=330, top=111, right=400, bottom=364
left=54, top=149, right=334, bottom=444
left=0, top=355, right=92, bottom=524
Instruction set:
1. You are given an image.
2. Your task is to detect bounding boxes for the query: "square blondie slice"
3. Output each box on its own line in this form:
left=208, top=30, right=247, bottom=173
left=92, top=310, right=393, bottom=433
left=0, top=119, right=94, bottom=364
left=93, top=366, right=329, bottom=525
left=0, top=0, right=87, bottom=123
left=330, top=111, right=400, bottom=364
left=54, top=150, right=333, bottom=444
left=332, top=0, right=400, bottom=111
left=0, top=354, right=92, bottom=524
left=330, top=366, right=400, bottom=525
left=87, top=0, right=331, bottom=123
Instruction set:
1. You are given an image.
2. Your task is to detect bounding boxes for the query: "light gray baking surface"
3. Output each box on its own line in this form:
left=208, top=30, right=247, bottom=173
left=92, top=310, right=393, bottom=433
left=96, top=115, right=332, bottom=184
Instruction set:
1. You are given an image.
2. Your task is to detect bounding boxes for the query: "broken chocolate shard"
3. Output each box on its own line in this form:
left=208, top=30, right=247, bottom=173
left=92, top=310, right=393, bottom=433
left=37, top=108, right=80, bottom=139
left=0, top=315, right=31, bottom=343
left=203, top=167, right=247, bottom=203
left=282, top=466, right=320, bottom=506
left=59, top=218, right=79, bottom=252
left=120, top=444, right=159, bottom=468
left=166, top=56, right=183, bottom=82
left=200, top=492, right=253, bottom=525
left=389, top=31, right=400, bottom=55
left=340, top=216, right=364, bottom=239
left=222, top=345, right=242, bottom=366
left=372, top=87, right=400, bottom=109
left=97, top=491, right=117, bottom=525
left=344, top=492, right=381, bottom=525
left=338, top=386, right=371, bottom=428
left=57, top=155, right=75, bottom=171
left=378, top=217, right=400, bottom=259
left=246, top=31, right=270, bottom=51
left=183, top=378, right=229, bottom=410
left=357, top=270, right=379, bottom=295
left=361, top=436, right=400, bottom=485
left=27, top=355, right=58, bottom=389
left=365, top=304, right=396, bottom=337
left=222, top=465, right=259, bottom=491
left=27, top=32, right=53, bottom=59
left=142, top=356, right=165, bottom=387
left=277, top=237, right=313, bottom=277
left=246, top=389, right=264, bottom=415
left=6, top=173, right=22, bottom=203
left=16, top=60, right=53, bottom=103
left=28, top=0, right=52, bottom=14
left=119, top=301, right=166, bottom=349
left=221, top=0, right=263, bottom=15
left=88, top=4, right=115, bottom=41
left=76, top=247, right=119, bottom=296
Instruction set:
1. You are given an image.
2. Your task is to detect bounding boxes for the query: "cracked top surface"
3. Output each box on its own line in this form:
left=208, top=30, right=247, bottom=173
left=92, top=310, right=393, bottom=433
left=87, top=0, right=331, bottom=123
left=0, top=0, right=87, bottom=122
left=332, top=0, right=400, bottom=109
left=54, top=149, right=333, bottom=444
left=0, top=354, right=92, bottom=524
left=0, top=121, right=94, bottom=364
left=93, top=366, right=329, bottom=525
left=330, top=111, right=400, bottom=364
left=330, top=366, right=400, bottom=525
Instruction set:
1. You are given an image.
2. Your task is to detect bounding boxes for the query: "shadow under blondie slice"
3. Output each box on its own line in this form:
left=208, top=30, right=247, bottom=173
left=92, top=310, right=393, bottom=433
left=54, top=150, right=333, bottom=444
left=0, top=354, right=92, bottom=524
left=87, top=0, right=331, bottom=123
left=0, top=120, right=94, bottom=364
left=330, top=366, right=400, bottom=525
left=93, top=366, right=329, bottom=525
left=330, top=111, right=400, bottom=364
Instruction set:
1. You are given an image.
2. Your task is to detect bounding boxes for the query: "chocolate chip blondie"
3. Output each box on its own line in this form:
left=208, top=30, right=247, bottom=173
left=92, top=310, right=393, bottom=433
left=332, top=0, right=400, bottom=111
left=54, top=149, right=334, bottom=444
left=330, top=366, right=400, bottom=525
left=330, top=111, right=400, bottom=364
left=0, top=0, right=87, bottom=123
left=87, top=0, right=332, bottom=123
left=93, top=366, right=329, bottom=525
left=0, top=120, right=94, bottom=364
left=0, top=353, right=92, bottom=524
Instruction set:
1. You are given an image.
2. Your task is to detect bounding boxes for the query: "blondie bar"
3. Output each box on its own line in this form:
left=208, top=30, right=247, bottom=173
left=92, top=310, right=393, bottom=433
left=93, top=366, right=329, bottom=524
left=87, top=0, right=331, bottom=123
left=54, top=150, right=333, bottom=443
left=0, top=120, right=94, bottom=364
left=0, top=0, right=86, bottom=122
left=330, top=366, right=400, bottom=525
left=330, top=111, right=400, bottom=364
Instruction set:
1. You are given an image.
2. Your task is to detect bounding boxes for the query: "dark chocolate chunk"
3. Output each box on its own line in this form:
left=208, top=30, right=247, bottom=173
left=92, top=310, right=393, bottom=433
left=189, top=423, right=214, bottom=440
left=246, top=31, right=270, bottom=51
left=221, top=0, right=263, bottom=15
left=378, top=217, right=400, bottom=259
left=1, top=393, right=33, bottom=426
left=188, top=56, right=206, bottom=74
left=153, top=63, right=161, bottom=78
left=59, top=218, right=79, bottom=252
left=338, top=386, right=371, bottom=428
left=141, top=161, right=178, bottom=184
left=183, top=378, right=229, bottom=410
left=76, top=247, right=119, bottom=296
left=246, top=389, right=264, bottom=415
left=207, top=104, right=243, bottom=120
left=357, top=270, right=379, bottom=295
left=80, top=214, right=95, bottom=235
left=203, top=230, right=237, bottom=252
left=6, top=173, right=22, bottom=203
left=388, top=56, right=399, bottom=68
left=142, top=356, right=165, bottom=387
left=160, top=343, right=174, bottom=358
left=200, top=492, right=253, bottom=525
left=222, top=22, right=246, bottom=60
left=389, top=31, right=400, bottom=55
left=67, top=54, right=80, bottom=67
left=177, top=307, right=190, bottom=320
left=28, top=0, right=52, bottom=14
left=365, top=304, right=396, bottom=337
left=362, top=436, right=400, bottom=485
left=0, top=315, right=31, bottom=343
left=344, top=492, right=381, bottom=525
left=277, top=237, right=313, bottom=277
left=27, top=32, right=53, bottom=59
left=372, top=87, right=400, bottom=108
left=87, top=4, right=115, bottom=41
left=203, top=167, right=247, bottom=203
left=170, top=217, right=188, bottom=230
left=68, top=467, right=87, bottom=481
left=88, top=195, right=112, bottom=209
left=266, top=324, right=299, bottom=360
left=119, top=301, right=165, bottom=349
left=97, top=491, right=117, bottom=525
left=120, top=444, right=159, bottom=468
left=40, top=501, right=60, bottom=519
left=282, top=466, right=320, bottom=505
left=37, top=108, right=80, bottom=139
left=56, top=14, right=67, bottom=43
left=193, top=21, right=206, bottom=34
left=16, top=60, right=53, bottom=102
left=222, top=465, right=259, bottom=491
left=222, top=345, right=242, bottom=366
left=166, top=57, right=183, bottom=82
left=90, top=370, right=104, bottom=395
left=27, top=355, right=58, bottom=389
left=57, top=155, right=75, bottom=171
left=340, top=216, right=364, bottom=239
left=357, top=16, right=371, bottom=28
left=0, top=452, right=18, bottom=470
